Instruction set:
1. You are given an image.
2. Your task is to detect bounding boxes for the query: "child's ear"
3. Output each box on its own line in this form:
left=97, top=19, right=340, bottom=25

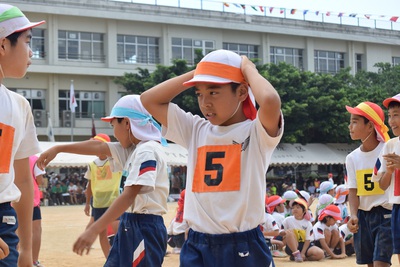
left=238, top=84, right=248, bottom=101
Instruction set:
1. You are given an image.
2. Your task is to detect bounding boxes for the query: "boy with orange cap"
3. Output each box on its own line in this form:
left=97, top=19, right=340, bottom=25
left=345, top=101, right=392, bottom=266
left=83, top=133, right=121, bottom=258
left=372, top=93, right=400, bottom=263
left=141, top=49, right=283, bottom=266
left=0, top=4, right=45, bottom=266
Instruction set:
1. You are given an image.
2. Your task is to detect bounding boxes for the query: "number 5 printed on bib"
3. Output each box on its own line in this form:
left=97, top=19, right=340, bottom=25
left=192, top=144, right=241, bottom=193
left=0, top=123, right=15, bottom=173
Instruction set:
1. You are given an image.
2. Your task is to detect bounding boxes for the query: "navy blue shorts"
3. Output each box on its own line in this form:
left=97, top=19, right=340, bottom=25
left=181, top=227, right=274, bottom=267
left=285, top=241, right=314, bottom=256
left=92, top=207, right=108, bottom=221
left=392, top=204, right=400, bottom=254
left=354, top=206, right=392, bottom=264
left=33, top=206, right=41, bottom=221
left=0, top=202, right=19, bottom=267
left=104, top=213, right=167, bottom=267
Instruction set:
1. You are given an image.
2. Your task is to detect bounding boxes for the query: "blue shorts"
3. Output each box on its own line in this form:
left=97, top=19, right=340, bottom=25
left=33, top=206, right=41, bottom=221
left=181, top=227, right=274, bottom=267
left=0, top=202, right=19, bottom=267
left=92, top=207, right=108, bottom=221
left=104, top=213, right=167, bottom=267
left=392, top=204, right=400, bottom=254
left=285, top=241, right=314, bottom=256
left=354, top=206, right=392, bottom=264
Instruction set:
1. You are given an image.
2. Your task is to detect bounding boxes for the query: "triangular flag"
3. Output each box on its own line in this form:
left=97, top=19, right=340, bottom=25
left=280, top=8, right=285, bottom=14
left=390, top=16, right=399, bottom=22
left=338, top=12, right=344, bottom=17
left=349, top=13, right=357, bottom=17
left=326, top=11, right=331, bottom=16
left=259, top=6, right=264, bottom=12
left=223, top=2, right=229, bottom=7
left=47, top=115, right=55, bottom=142
left=251, top=6, right=257, bottom=11
left=365, top=14, right=371, bottom=19
left=316, top=11, right=320, bottom=15
left=240, top=4, right=245, bottom=9
left=303, top=10, right=309, bottom=15
left=290, top=9, right=297, bottom=15
left=233, top=3, right=240, bottom=8
left=69, top=80, right=78, bottom=113
left=269, top=7, right=274, bottom=13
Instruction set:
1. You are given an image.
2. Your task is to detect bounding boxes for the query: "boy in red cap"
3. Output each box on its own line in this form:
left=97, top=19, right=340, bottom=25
left=372, top=93, right=400, bottom=263
left=0, top=4, right=45, bottom=266
left=141, top=49, right=283, bottom=266
left=83, top=133, right=121, bottom=258
left=313, top=205, right=346, bottom=259
left=282, top=199, right=324, bottom=262
left=346, top=101, right=392, bottom=266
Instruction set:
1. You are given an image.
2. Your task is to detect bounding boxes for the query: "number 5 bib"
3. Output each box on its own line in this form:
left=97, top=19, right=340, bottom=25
left=192, top=144, right=241, bottom=193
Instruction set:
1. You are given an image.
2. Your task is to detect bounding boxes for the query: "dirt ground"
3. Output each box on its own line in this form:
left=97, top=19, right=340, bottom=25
left=38, top=202, right=399, bottom=267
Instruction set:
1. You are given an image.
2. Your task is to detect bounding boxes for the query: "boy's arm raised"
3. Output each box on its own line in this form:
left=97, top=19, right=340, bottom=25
left=141, top=70, right=195, bottom=127
left=241, top=56, right=281, bottom=137
left=37, top=140, right=111, bottom=170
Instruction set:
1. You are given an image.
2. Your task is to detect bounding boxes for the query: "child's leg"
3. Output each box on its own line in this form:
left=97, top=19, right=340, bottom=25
left=330, top=229, right=341, bottom=251
left=306, top=245, right=325, bottom=261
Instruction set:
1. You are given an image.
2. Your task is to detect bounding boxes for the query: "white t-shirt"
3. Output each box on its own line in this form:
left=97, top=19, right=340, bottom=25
left=107, top=140, right=169, bottom=215
left=260, top=212, right=280, bottom=238
left=282, top=216, right=314, bottom=242
left=346, top=142, right=392, bottom=211
left=0, top=85, right=40, bottom=203
left=372, top=137, right=400, bottom=204
left=339, top=224, right=353, bottom=242
left=163, top=103, right=283, bottom=234
left=271, top=211, right=285, bottom=229
left=313, top=221, right=338, bottom=241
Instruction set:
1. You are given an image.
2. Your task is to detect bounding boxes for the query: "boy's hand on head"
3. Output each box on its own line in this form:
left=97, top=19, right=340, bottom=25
left=36, top=147, right=58, bottom=170
left=240, top=55, right=256, bottom=78
left=0, top=238, right=9, bottom=260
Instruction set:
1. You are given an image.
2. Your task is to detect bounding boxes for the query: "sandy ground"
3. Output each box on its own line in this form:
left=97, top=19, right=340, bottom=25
left=38, top=202, right=399, bottom=267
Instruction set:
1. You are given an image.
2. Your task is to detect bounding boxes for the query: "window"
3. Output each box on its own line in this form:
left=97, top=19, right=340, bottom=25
left=270, top=47, right=304, bottom=70
left=14, top=89, right=46, bottom=110
left=314, top=50, right=345, bottom=74
left=393, top=57, right=400, bottom=66
left=59, top=90, right=105, bottom=119
left=356, top=54, right=363, bottom=72
left=117, top=35, right=160, bottom=64
left=31, top=28, right=45, bottom=59
left=171, top=37, right=215, bottom=65
left=58, top=30, right=105, bottom=62
left=223, top=43, right=259, bottom=59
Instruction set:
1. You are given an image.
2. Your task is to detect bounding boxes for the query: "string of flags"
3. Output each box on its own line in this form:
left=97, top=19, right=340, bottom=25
left=222, top=2, right=399, bottom=22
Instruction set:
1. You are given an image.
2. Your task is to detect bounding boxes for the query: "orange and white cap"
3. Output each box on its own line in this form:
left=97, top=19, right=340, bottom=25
left=334, top=184, right=349, bottom=204
left=183, top=49, right=257, bottom=120
left=383, top=93, right=400, bottom=108
left=265, top=195, right=285, bottom=212
left=318, top=204, right=342, bottom=221
left=346, top=101, right=389, bottom=143
left=0, top=4, right=45, bottom=39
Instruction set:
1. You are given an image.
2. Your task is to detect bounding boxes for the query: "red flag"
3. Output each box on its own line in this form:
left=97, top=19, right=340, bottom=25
left=240, top=4, right=245, bottom=9
left=365, top=14, right=371, bottom=19
left=280, top=8, right=284, bottom=14
left=259, top=6, right=264, bottom=12
left=91, top=114, right=96, bottom=137
left=390, top=16, right=399, bottom=22
left=326, top=11, right=331, bottom=16
left=269, top=7, right=274, bottom=13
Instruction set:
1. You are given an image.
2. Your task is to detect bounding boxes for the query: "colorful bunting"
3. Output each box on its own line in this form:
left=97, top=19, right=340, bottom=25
left=390, top=16, right=399, bottom=22
left=251, top=6, right=257, bottom=11
left=303, top=10, right=309, bottom=15
left=338, top=13, right=344, bottom=17
left=269, top=7, right=274, bottom=13
left=240, top=4, right=245, bottom=9
left=233, top=3, right=240, bottom=8
left=365, top=14, right=371, bottom=19
left=326, top=11, right=331, bottom=16
left=349, top=13, right=357, bottom=17
left=280, top=8, right=284, bottom=14
left=259, top=6, right=264, bottom=12
left=315, top=11, right=319, bottom=15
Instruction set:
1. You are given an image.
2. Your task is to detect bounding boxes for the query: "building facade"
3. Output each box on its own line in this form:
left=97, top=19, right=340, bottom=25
left=5, top=0, right=400, bottom=141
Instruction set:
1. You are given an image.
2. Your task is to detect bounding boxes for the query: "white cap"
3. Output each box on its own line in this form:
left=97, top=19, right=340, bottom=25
left=0, top=4, right=45, bottom=39
left=334, top=184, right=349, bottom=204
left=318, top=181, right=337, bottom=194
left=282, top=190, right=298, bottom=201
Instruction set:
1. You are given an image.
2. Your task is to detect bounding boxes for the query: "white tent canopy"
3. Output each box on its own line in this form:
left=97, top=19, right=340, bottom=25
left=38, top=142, right=358, bottom=168
left=38, top=142, right=188, bottom=168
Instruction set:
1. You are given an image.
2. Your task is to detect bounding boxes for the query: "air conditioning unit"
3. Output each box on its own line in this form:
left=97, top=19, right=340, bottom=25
left=62, top=110, right=74, bottom=127
left=33, top=109, right=47, bottom=128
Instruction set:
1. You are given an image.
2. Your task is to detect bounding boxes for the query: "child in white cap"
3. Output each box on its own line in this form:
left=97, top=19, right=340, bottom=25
left=346, top=101, right=392, bottom=266
left=37, top=95, right=169, bottom=266
left=0, top=4, right=45, bottom=266
left=334, top=184, right=349, bottom=223
left=141, top=49, right=283, bottom=266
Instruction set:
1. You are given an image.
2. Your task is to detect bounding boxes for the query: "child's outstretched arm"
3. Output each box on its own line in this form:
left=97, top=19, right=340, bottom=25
left=241, top=56, right=281, bottom=137
left=141, top=70, right=195, bottom=127
left=36, top=140, right=111, bottom=170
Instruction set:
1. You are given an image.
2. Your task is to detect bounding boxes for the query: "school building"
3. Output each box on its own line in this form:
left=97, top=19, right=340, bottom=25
left=5, top=0, right=400, bottom=141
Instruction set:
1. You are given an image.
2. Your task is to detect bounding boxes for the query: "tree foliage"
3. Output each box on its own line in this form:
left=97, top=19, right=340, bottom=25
left=114, top=57, right=400, bottom=144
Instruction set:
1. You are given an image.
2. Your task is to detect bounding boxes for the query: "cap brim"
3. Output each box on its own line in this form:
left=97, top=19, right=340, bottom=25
left=383, top=97, right=400, bottom=108
left=101, top=116, right=114, bottom=122
left=15, top=20, right=46, bottom=33
left=183, top=75, right=236, bottom=87
left=346, top=105, right=365, bottom=116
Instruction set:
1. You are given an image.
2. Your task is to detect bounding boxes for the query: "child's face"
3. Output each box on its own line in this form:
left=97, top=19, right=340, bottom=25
left=291, top=203, right=305, bottom=219
left=194, top=83, right=246, bottom=126
left=275, top=203, right=285, bottom=213
left=110, top=118, right=137, bottom=148
left=388, top=106, right=400, bottom=136
left=325, top=216, right=336, bottom=226
left=1, top=30, right=33, bottom=79
left=348, top=114, right=372, bottom=141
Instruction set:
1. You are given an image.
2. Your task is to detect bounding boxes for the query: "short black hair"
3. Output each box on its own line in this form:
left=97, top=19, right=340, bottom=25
left=6, top=31, right=24, bottom=47
left=388, top=101, right=400, bottom=110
